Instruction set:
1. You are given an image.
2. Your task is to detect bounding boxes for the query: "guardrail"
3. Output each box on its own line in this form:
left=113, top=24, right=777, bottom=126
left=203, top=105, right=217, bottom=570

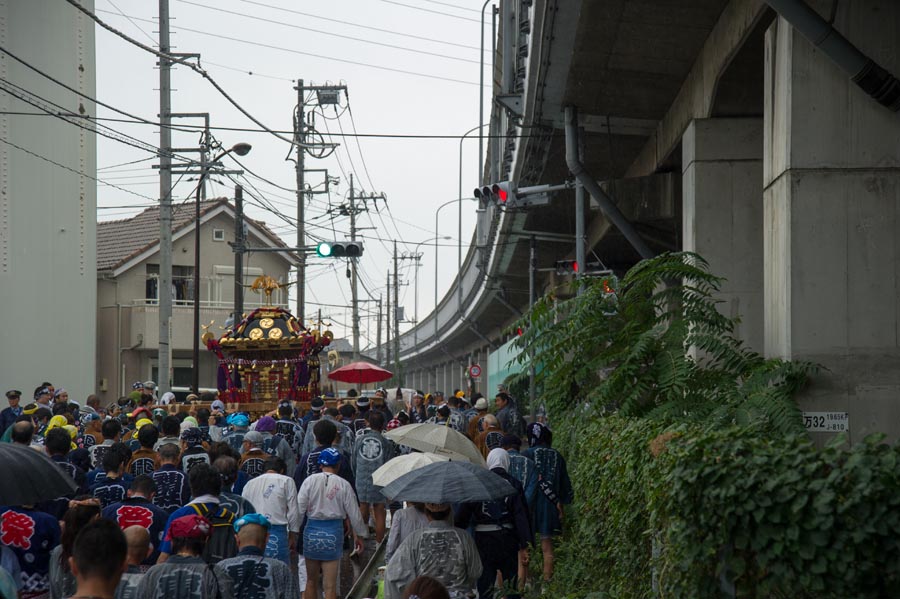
left=345, top=539, right=386, bottom=599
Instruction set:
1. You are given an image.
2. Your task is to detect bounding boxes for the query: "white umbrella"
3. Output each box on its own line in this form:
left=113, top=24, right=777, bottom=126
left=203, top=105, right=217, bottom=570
left=372, top=452, right=450, bottom=487
left=384, top=423, right=486, bottom=466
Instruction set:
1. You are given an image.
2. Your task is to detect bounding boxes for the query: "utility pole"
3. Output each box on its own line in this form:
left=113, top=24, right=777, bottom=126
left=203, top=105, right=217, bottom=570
left=157, top=0, right=173, bottom=394
left=393, top=241, right=400, bottom=376
left=349, top=174, right=360, bottom=360
left=233, top=185, right=245, bottom=326
left=292, top=81, right=347, bottom=322
left=294, top=79, right=306, bottom=322
left=376, top=295, right=383, bottom=364
left=385, top=271, right=392, bottom=367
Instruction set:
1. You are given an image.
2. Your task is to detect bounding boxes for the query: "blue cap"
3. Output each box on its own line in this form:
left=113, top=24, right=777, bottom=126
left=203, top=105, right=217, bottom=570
left=317, top=447, right=341, bottom=467
left=227, top=413, right=250, bottom=428
left=233, top=513, right=271, bottom=533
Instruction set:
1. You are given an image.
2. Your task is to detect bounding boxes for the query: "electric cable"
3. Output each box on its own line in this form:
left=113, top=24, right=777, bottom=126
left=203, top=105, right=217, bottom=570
left=237, top=0, right=482, bottom=52
left=66, top=0, right=299, bottom=147
left=177, top=0, right=480, bottom=65
left=93, top=8, right=482, bottom=88
left=0, top=136, right=155, bottom=201
left=377, top=0, right=480, bottom=23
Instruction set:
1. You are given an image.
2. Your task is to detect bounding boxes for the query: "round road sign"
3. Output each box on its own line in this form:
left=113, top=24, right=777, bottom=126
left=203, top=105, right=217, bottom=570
left=469, top=364, right=482, bottom=378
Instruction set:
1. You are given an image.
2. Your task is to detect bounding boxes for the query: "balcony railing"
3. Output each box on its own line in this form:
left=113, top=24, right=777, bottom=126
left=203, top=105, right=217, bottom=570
left=138, top=275, right=288, bottom=310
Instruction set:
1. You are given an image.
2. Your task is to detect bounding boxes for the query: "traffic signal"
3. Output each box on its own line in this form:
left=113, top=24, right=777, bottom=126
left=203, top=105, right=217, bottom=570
left=315, top=241, right=363, bottom=258
left=474, top=181, right=517, bottom=206
left=555, top=260, right=579, bottom=276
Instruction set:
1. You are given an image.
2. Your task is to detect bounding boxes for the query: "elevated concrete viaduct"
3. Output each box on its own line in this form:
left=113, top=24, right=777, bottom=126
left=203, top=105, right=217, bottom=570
left=387, top=0, right=900, bottom=443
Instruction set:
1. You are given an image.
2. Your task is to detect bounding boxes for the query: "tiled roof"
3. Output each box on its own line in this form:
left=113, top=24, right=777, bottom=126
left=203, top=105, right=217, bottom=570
left=97, top=198, right=290, bottom=272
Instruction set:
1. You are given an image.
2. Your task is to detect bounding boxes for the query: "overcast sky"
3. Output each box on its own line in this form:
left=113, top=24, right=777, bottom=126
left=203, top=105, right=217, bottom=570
left=93, top=0, right=492, bottom=349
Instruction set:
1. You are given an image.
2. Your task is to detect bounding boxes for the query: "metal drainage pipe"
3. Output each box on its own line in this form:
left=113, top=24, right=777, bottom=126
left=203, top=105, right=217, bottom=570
left=563, top=106, right=655, bottom=260
left=766, top=0, right=900, bottom=111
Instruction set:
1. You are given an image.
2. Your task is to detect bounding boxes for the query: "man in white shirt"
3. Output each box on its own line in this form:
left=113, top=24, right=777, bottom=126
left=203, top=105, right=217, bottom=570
left=240, top=456, right=301, bottom=565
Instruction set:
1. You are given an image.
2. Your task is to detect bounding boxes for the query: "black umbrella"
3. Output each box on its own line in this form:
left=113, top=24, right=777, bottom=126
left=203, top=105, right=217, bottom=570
left=0, top=443, right=77, bottom=505
left=381, top=461, right=516, bottom=504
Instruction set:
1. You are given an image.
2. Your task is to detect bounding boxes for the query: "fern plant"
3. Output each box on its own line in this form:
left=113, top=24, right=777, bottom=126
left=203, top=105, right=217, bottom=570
left=512, top=252, right=816, bottom=434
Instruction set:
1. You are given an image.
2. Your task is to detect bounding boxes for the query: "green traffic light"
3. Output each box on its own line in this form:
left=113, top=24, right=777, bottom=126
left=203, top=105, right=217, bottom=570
left=316, top=242, right=333, bottom=257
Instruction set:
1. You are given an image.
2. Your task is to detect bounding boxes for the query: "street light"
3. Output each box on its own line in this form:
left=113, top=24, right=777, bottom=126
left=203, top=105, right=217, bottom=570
left=412, top=236, right=451, bottom=348
left=434, top=198, right=478, bottom=340
left=192, top=142, right=251, bottom=394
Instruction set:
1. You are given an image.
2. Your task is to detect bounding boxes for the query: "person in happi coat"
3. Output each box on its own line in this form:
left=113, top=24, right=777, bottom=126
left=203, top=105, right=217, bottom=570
left=385, top=503, right=428, bottom=563
left=239, top=457, right=300, bottom=565
left=351, top=411, right=396, bottom=544
left=136, top=515, right=234, bottom=599
left=522, top=422, right=573, bottom=584
left=384, top=502, right=481, bottom=599
left=218, top=514, right=301, bottom=599
left=102, top=475, right=170, bottom=566
left=296, top=448, right=366, bottom=599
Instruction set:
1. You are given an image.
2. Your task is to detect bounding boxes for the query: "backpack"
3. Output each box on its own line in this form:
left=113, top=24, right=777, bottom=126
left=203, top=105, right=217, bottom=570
left=190, top=503, right=237, bottom=564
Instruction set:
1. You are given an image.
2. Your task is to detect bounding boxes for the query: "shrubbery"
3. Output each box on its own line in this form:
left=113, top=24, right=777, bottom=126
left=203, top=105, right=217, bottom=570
left=512, top=253, right=899, bottom=597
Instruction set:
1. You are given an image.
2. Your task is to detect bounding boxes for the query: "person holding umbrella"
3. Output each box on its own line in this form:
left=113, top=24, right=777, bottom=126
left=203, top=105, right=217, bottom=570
left=455, top=449, right=532, bottom=599
left=296, top=448, right=366, bottom=599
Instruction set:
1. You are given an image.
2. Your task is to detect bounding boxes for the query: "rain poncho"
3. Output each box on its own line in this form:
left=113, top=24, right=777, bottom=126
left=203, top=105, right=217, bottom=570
left=384, top=520, right=482, bottom=599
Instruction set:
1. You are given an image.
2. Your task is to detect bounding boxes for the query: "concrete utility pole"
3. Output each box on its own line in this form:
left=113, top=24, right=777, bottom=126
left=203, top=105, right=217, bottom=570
left=294, top=78, right=306, bottom=323
left=393, top=241, right=400, bottom=375
left=349, top=174, right=360, bottom=360
left=157, top=0, right=173, bottom=394
left=233, top=185, right=245, bottom=327
left=385, top=271, right=392, bottom=367
left=376, top=295, right=383, bottom=364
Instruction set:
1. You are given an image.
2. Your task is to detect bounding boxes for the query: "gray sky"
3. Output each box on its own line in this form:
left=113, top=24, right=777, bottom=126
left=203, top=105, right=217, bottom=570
left=94, top=0, right=491, bottom=348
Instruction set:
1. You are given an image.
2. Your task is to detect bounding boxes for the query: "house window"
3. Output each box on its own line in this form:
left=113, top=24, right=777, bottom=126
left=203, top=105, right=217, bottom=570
left=212, top=229, right=225, bottom=242
left=145, top=264, right=195, bottom=302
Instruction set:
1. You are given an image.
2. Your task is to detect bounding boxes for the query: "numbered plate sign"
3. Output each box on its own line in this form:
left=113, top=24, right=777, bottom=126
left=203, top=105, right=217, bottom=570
left=802, top=411, right=849, bottom=433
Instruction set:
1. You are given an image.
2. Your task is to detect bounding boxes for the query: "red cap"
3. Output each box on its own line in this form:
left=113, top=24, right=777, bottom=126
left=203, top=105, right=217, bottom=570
left=165, top=515, right=211, bottom=540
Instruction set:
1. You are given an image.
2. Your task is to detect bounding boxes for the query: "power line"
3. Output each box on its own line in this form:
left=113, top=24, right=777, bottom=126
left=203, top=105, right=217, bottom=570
left=98, top=156, right=156, bottom=171
left=237, top=0, right=483, bottom=52
left=1, top=111, right=546, bottom=140
left=418, top=0, right=481, bottom=14
left=65, top=0, right=297, bottom=147
left=94, top=8, right=483, bottom=88
left=0, top=136, right=155, bottom=201
left=0, top=45, right=197, bottom=137
left=0, top=77, right=197, bottom=164
left=377, top=0, right=480, bottom=23
left=177, top=0, right=480, bottom=65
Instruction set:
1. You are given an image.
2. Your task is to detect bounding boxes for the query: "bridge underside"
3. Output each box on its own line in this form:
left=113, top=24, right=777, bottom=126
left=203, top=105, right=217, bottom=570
left=398, top=0, right=900, bottom=444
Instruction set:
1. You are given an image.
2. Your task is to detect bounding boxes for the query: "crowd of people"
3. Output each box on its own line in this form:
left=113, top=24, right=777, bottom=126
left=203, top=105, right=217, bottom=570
left=0, top=381, right=573, bottom=599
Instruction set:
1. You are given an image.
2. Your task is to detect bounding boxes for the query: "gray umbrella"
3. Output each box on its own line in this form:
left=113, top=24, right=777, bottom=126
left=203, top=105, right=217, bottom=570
left=381, top=461, right=516, bottom=503
left=0, top=443, right=78, bottom=505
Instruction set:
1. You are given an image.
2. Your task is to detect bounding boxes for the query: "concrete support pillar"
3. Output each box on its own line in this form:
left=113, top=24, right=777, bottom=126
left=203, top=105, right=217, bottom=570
left=764, top=3, right=900, bottom=441
left=683, top=117, right=764, bottom=352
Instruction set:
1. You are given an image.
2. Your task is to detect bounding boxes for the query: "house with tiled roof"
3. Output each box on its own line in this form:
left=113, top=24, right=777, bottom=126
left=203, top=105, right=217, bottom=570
left=96, top=199, right=297, bottom=401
